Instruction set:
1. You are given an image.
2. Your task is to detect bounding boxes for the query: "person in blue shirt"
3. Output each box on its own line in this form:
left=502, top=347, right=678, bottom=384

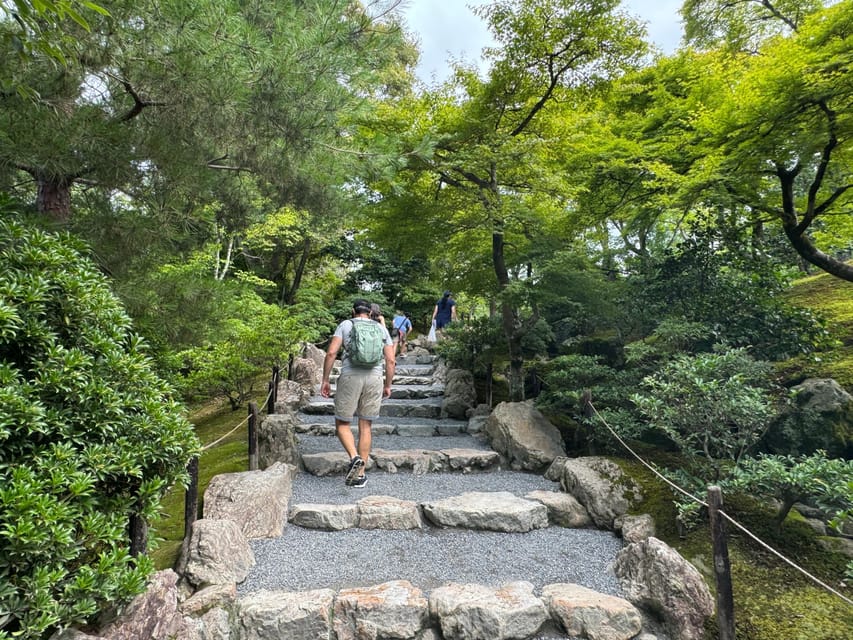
left=390, top=310, right=413, bottom=356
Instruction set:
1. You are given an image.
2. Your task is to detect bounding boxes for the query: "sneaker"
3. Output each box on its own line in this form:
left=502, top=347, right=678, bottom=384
left=351, top=474, right=367, bottom=488
left=344, top=455, right=365, bottom=486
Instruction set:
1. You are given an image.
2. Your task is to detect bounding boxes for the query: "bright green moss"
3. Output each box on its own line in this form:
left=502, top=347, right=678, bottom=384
left=785, top=270, right=853, bottom=391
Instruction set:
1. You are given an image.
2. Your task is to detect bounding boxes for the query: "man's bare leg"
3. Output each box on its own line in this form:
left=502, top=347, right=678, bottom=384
left=335, top=419, right=357, bottom=459
left=356, top=418, right=372, bottom=470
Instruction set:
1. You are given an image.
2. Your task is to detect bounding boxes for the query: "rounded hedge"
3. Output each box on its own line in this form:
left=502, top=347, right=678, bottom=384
left=0, top=202, right=199, bottom=639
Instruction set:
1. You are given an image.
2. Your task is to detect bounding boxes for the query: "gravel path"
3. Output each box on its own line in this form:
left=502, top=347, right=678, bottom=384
left=238, top=376, right=627, bottom=600
left=240, top=464, right=625, bottom=597
left=239, top=525, right=623, bottom=596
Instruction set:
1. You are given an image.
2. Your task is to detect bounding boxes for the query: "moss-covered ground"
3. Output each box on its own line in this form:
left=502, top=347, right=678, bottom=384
left=784, top=269, right=853, bottom=390
left=615, top=454, right=853, bottom=640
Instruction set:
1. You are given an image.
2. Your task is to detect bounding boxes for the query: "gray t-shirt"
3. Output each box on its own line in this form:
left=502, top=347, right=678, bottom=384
left=334, top=317, right=393, bottom=375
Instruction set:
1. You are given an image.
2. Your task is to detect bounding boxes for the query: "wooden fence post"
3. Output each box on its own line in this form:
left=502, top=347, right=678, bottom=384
left=248, top=401, right=259, bottom=471
left=580, top=388, right=596, bottom=455
left=129, top=512, right=148, bottom=558
left=267, top=365, right=279, bottom=415
left=708, top=485, right=736, bottom=640
left=184, top=455, right=199, bottom=541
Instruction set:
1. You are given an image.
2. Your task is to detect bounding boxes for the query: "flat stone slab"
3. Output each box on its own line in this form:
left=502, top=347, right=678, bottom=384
left=302, top=396, right=443, bottom=418
left=422, top=491, right=549, bottom=532
left=295, top=414, right=469, bottom=437
left=289, top=503, right=359, bottom=530
left=389, top=385, right=446, bottom=400
left=357, top=495, right=423, bottom=530
left=302, top=448, right=501, bottom=476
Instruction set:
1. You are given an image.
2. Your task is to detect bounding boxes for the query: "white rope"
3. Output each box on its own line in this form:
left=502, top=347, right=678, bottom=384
left=200, top=387, right=274, bottom=452
left=587, top=401, right=853, bottom=608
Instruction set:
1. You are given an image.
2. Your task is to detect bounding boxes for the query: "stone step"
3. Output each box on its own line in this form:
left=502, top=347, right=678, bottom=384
left=325, top=383, right=445, bottom=400
left=301, top=447, right=502, bottom=476
left=231, top=578, right=644, bottom=640
left=329, top=374, right=435, bottom=386
left=396, top=354, right=437, bottom=366
left=287, top=489, right=590, bottom=533
left=295, top=414, right=470, bottom=437
left=302, top=396, right=443, bottom=418
left=394, top=364, right=435, bottom=377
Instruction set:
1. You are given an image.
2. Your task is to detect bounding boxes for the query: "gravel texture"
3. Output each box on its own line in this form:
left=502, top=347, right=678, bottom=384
left=239, top=460, right=625, bottom=598
left=239, top=525, right=624, bottom=596
left=238, top=387, right=626, bottom=601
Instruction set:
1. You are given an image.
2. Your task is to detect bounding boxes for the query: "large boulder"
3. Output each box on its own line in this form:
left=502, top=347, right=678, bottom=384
left=541, top=583, right=642, bottom=640
left=442, top=369, right=477, bottom=419
left=96, top=570, right=190, bottom=640
left=236, top=589, right=335, bottom=639
left=203, top=462, right=295, bottom=538
left=303, top=343, right=326, bottom=386
left=422, top=491, right=548, bottom=532
left=333, top=580, right=429, bottom=640
left=258, top=413, right=299, bottom=468
left=181, top=518, right=255, bottom=588
left=274, top=379, right=310, bottom=413
left=430, top=582, right=548, bottom=640
left=546, top=457, right=641, bottom=529
left=290, top=357, right=318, bottom=394
left=613, top=537, right=714, bottom=640
left=484, top=401, right=566, bottom=471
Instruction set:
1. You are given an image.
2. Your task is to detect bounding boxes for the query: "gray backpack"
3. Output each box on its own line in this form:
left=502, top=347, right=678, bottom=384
left=346, top=319, right=384, bottom=367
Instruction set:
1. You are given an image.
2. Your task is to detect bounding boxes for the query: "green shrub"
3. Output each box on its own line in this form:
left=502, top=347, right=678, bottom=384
left=0, top=203, right=199, bottom=639
left=731, top=452, right=853, bottom=529
left=175, top=292, right=323, bottom=410
left=632, top=347, right=779, bottom=482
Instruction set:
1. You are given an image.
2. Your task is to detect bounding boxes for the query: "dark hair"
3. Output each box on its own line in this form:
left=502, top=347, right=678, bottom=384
left=352, top=298, right=370, bottom=314
left=443, top=290, right=451, bottom=298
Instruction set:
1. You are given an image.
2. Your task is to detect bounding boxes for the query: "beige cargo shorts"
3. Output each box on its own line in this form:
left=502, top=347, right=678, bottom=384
left=334, top=371, right=383, bottom=422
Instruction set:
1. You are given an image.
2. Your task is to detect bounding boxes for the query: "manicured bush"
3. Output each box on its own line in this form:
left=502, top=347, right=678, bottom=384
left=0, top=203, right=199, bottom=639
left=632, top=347, right=779, bottom=482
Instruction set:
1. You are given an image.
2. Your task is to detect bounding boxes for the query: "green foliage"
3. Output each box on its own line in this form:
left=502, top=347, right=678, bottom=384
left=1, top=0, right=108, bottom=73
left=538, top=354, right=645, bottom=453
left=731, top=452, right=853, bottom=527
left=0, top=204, right=198, bottom=639
left=434, top=316, right=506, bottom=374
left=623, top=224, right=836, bottom=360
left=632, top=347, right=779, bottom=481
left=175, top=293, right=323, bottom=410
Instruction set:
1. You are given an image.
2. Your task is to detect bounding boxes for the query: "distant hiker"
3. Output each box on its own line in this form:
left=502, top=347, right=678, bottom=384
left=431, top=290, right=457, bottom=335
left=391, top=310, right=413, bottom=356
left=369, top=303, right=386, bottom=328
left=321, top=298, right=395, bottom=488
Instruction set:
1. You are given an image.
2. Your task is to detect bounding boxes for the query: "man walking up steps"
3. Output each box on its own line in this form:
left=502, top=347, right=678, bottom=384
left=320, top=298, right=395, bottom=487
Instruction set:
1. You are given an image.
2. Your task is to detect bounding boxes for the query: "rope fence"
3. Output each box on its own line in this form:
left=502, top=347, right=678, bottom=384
left=183, top=365, right=281, bottom=540
left=585, top=398, right=853, bottom=611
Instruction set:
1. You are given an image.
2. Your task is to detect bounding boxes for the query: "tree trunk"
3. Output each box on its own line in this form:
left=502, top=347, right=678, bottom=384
left=492, top=227, right=525, bottom=401
left=783, top=221, right=853, bottom=282
left=36, top=173, right=72, bottom=223
left=777, top=164, right=853, bottom=282
left=283, top=236, right=311, bottom=305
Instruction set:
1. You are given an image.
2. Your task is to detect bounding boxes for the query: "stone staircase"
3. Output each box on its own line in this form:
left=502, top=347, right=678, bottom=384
left=221, top=350, right=666, bottom=640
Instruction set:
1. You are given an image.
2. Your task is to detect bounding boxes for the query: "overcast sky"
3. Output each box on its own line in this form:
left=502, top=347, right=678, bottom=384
left=400, top=0, right=684, bottom=84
